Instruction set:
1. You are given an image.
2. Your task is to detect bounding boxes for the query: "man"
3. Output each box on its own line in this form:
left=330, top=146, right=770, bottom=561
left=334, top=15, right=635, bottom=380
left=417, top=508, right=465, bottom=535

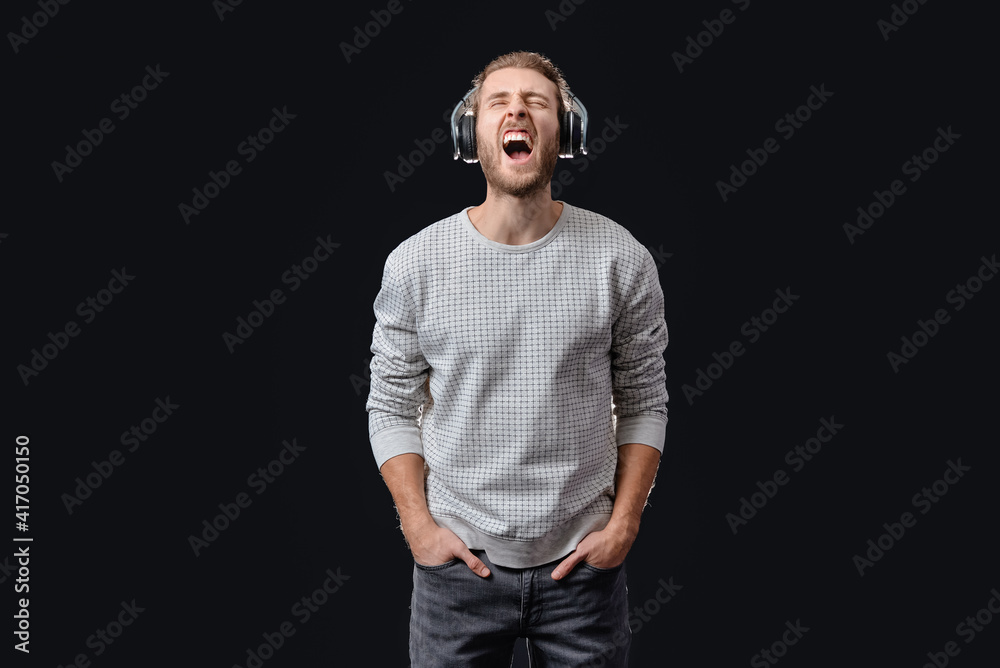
left=366, top=51, right=668, bottom=667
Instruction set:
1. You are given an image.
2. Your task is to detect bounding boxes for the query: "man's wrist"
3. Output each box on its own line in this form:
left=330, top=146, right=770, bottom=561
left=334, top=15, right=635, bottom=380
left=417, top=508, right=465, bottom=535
left=400, top=512, right=436, bottom=537
left=605, top=514, right=640, bottom=542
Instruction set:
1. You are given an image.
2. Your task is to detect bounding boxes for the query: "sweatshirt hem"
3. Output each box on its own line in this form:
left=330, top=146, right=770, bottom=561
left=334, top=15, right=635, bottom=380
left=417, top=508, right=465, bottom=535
left=434, top=511, right=613, bottom=569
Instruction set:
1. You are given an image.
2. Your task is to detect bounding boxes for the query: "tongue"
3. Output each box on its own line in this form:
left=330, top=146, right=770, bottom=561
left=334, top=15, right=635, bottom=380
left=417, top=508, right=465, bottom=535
left=509, top=150, right=530, bottom=160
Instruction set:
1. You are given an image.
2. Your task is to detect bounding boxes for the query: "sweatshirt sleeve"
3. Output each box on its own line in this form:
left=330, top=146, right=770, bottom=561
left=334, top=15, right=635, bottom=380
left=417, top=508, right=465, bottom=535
left=366, top=253, right=430, bottom=470
left=611, top=248, right=669, bottom=452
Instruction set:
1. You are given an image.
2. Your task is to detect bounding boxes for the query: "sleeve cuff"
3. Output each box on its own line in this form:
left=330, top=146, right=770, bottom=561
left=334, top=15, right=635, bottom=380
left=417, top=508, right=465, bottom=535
left=371, top=424, right=424, bottom=470
left=615, top=415, right=667, bottom=453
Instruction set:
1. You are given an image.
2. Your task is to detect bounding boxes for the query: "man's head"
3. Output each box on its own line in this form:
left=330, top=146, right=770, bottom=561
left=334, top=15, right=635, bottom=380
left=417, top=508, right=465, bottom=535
left=469, top=51, right=571, bottom=118
left=468, top=51, right=570, bottom=199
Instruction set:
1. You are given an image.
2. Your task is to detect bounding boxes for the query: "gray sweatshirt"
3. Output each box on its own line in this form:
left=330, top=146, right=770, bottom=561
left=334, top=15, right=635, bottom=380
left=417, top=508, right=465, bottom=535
left=367, top=202, right=668, bottom=568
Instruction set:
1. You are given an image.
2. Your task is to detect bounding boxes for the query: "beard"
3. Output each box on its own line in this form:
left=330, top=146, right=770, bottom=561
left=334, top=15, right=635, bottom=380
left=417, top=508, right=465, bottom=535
left=477, top=126, right=559, bottom=199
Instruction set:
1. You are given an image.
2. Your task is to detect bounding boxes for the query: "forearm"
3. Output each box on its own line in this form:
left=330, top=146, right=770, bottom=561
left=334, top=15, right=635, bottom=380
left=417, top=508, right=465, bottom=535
left=606, top=442, right=662, bottom=539
left=379, top=453, right=434, bottom=536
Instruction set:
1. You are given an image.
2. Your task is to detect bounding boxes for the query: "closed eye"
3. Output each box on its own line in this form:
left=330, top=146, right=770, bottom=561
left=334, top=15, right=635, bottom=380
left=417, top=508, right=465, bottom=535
left=486, top=94, right=552, bottom=109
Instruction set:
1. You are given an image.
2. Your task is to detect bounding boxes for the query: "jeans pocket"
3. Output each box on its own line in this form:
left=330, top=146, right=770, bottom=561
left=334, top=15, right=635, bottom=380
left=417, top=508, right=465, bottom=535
left=580, top=560, right=625, bottom=574
left=413, top=557, right=461, bottom=572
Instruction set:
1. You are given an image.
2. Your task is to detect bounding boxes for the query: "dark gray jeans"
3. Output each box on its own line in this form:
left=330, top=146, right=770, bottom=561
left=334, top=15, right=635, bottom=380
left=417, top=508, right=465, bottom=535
left=409, top=548, right=630, bottom=667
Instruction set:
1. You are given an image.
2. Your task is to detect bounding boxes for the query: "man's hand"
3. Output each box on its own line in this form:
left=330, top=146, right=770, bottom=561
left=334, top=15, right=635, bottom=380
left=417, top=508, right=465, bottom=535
left=405, top=518, right=491, bottom=578
left=380, top=453, right=488, bottom=577
left=551, top=442, right=661, bottom=580
left=550, top=524, right=635, bottom=580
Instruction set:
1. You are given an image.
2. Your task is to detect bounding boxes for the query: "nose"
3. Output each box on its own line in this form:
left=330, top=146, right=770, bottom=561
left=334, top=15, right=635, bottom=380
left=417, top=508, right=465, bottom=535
left=506, top=96, right=527, bottom=119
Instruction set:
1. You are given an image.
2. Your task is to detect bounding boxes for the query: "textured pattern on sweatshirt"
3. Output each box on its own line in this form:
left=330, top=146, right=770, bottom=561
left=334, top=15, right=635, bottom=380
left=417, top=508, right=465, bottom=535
left=367, top=202, right=668, bottom=548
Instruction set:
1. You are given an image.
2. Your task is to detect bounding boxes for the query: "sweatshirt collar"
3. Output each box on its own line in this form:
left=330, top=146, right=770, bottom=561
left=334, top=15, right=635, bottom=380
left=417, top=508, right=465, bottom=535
left=462, top=201, right=570, bottom=253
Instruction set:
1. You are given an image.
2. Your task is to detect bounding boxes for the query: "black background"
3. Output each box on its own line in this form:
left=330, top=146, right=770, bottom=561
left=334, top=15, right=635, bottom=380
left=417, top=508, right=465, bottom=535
left=4, top=0, right=997, bottom=666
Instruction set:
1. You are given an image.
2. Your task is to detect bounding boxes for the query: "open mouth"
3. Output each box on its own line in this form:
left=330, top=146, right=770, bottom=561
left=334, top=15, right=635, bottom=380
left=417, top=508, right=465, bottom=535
left=502, top=129, right=533, bottom=163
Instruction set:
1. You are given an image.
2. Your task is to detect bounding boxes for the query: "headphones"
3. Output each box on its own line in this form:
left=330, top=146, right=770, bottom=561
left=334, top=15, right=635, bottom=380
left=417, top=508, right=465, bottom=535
left=450, top=86, right=589, bottom=163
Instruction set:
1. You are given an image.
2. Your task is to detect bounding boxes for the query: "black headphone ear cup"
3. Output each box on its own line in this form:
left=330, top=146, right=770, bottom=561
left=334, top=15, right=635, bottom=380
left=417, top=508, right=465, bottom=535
left=458, top=114, right=477, bottom=162
left=560, top=110, right=582, bottom=157
left=560, top=110, right=572, bottom=157
left=570, top=111, right=582, bottom=156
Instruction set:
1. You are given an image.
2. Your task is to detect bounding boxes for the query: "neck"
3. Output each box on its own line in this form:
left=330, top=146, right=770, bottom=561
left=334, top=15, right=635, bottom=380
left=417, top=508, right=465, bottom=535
left=468, top=186, right=563, bottom=245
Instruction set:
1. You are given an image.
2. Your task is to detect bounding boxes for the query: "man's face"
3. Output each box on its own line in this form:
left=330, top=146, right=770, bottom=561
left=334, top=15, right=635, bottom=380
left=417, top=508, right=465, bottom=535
left=475, top=67, right=561, bottom=199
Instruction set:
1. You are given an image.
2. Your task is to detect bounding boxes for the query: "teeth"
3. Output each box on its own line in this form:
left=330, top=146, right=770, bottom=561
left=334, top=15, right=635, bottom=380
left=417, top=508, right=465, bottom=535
left=502, top=131, right=532, bottom=149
